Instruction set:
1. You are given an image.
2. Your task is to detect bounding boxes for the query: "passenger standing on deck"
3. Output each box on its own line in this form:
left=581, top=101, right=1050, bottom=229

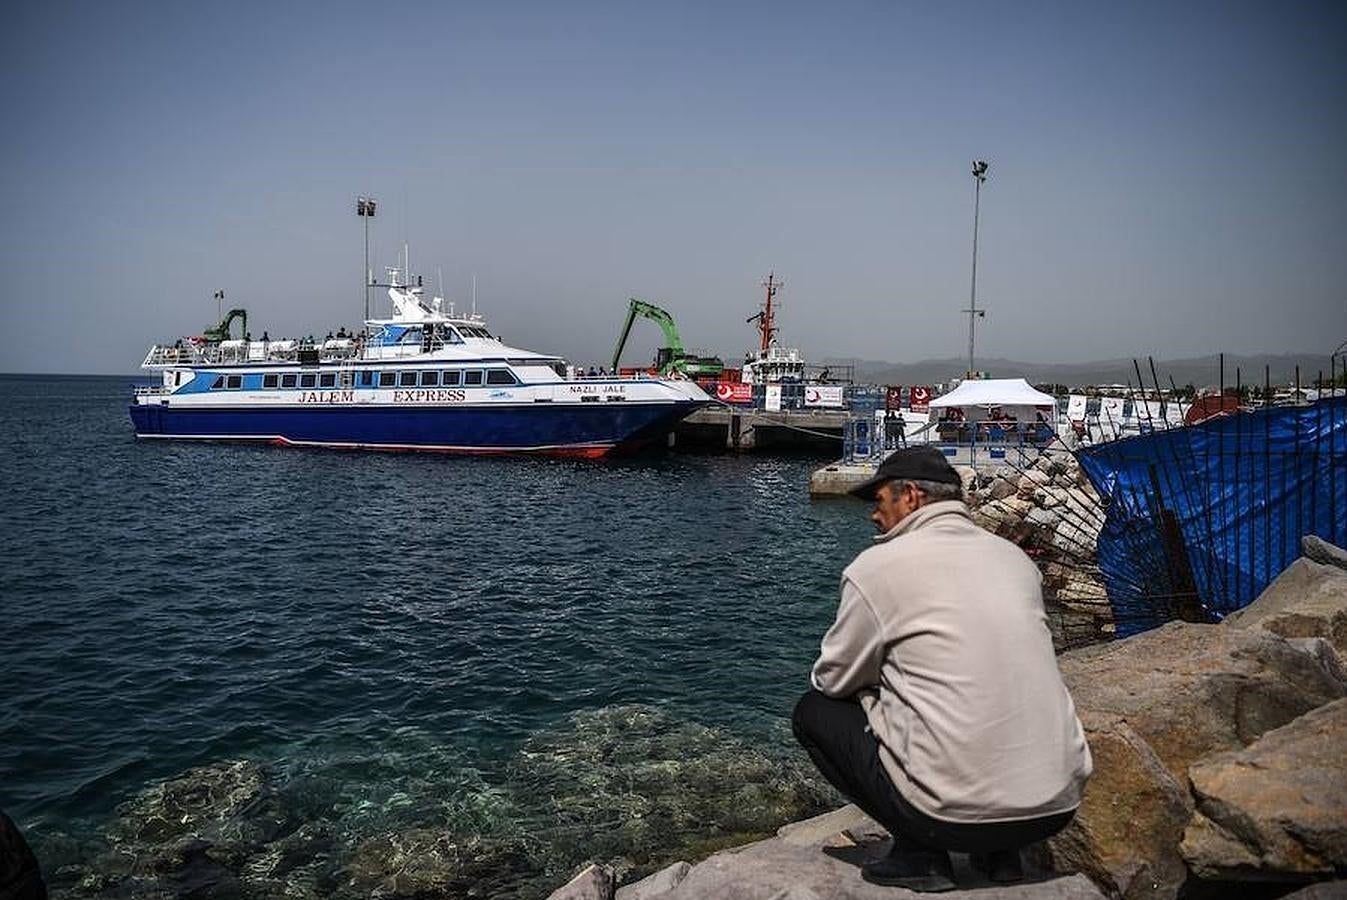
left=894, top=411, right=907, bottom=448
left=793, top=446, right=1091, bottom=892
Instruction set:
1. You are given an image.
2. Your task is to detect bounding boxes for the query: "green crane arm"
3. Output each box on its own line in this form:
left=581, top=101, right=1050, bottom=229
left=610, top=298, right=685, bottom=372
left=203, top=308, right=249, bottom=342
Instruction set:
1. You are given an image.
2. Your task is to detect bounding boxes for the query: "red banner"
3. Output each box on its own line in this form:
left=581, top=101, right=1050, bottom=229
left=714, top=382, right=754, bottom=404
left=910, top=385, right=931, bottom=412
left=886, top=386, right=902, bottom=410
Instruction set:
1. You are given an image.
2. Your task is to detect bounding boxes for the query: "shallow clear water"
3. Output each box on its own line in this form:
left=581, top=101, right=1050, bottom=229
left=0, top=374, right=868, bottom=897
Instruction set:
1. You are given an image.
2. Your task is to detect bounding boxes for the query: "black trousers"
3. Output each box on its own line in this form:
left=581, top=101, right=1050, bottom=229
left=792, top=689, right=1074, bottom=855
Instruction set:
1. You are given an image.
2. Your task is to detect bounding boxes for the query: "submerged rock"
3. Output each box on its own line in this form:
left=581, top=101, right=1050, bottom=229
left=61, top=704, right=837, bottom=900
left=508, top=704, right=839, bottom=878
left=68, top=758, right=292, bottom=898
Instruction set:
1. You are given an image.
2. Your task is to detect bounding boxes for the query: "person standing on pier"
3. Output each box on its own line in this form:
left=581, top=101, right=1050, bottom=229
left=793, top=446, right=1091, bottom=892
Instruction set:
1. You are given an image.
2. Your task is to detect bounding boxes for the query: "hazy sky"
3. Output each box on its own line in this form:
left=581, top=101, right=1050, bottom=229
left=3, top=1, right=1344, bottom=374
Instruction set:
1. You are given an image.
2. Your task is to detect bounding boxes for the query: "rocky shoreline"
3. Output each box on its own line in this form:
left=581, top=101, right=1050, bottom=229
left=548, top=539, right=1347, bottom=900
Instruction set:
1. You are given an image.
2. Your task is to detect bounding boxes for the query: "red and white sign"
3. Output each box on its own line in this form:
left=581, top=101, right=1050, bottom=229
left=886, top=386, right=902, bottom=410
left=910, top=385, right=932, bottom=412
left=804, top=386, right=845, bottom=408
left=714, top=382, right=754, bottom=404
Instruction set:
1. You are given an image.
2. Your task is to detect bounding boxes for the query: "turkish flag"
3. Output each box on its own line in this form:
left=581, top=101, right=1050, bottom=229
left=886, top=386, right=902, bottom=410
left=910, top=385, right=931, bottom=412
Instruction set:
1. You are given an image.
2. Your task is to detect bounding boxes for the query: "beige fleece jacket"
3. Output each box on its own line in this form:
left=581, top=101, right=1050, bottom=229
left=811, top=500, right=1092, bottom=823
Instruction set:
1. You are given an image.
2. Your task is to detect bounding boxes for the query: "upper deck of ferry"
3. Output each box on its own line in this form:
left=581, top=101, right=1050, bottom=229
left=142, top=269, right=565, bottom=373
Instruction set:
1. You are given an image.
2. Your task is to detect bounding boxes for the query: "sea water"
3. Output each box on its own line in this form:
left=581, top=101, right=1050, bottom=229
left=0, top=374, right=870, bottom=897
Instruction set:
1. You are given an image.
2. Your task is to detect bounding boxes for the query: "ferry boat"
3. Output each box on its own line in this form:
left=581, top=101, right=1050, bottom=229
left=129, top=270, right=710, bottom=457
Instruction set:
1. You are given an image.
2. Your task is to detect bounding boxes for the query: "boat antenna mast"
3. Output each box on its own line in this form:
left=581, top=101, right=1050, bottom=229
left=746, top=272, right=784, bottom=353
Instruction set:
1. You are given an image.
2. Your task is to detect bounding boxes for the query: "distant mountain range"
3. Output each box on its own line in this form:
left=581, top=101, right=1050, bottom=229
left=825, top=353, right=1340, bottom=391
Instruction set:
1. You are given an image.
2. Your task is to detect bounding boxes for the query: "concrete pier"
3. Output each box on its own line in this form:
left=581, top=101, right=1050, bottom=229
left=810, top=445, right=1058, bottom=496
left=674, top=406, right=850, bottom=453
left=808, top=460, right=877, bottom=497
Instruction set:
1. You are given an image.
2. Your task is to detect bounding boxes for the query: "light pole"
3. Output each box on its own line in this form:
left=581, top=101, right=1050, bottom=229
left=963, top=160, right=989, bottom=378
left=357, top=195, right=377, bottom=328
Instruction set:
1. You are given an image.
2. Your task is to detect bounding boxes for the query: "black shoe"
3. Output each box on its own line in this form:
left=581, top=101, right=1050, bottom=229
left=970, top=848, right=1024, bottom=883
left=861, top=847, right=956, bottom=892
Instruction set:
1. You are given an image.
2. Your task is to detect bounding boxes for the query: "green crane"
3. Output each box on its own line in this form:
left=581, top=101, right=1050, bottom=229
left=203, top=308, right=249, bottom=342
left=610, top=298, right=724, bottom=377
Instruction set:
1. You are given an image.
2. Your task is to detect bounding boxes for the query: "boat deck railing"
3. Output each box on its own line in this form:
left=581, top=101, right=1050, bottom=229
left=143, top=342, right=361, bottom=367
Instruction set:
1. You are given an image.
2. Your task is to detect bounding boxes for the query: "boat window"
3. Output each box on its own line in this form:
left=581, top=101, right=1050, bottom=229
left=226, top=375, right=242, bottom=389
left=281, top=374, right=297, bottom=388
left=444, top=328, right=464, bottom=344
left=378, top=371, right=396, bottom=387
left=300, top=374, right=316, bottom=388
left=399, top=328, right=422, bottom=344
left=399, top=371, right=418, bottom=387
left=263, top=374, right=278, bottom=389
left=463, top=369, right=484, bottom=386
left=459, top=325, right=493, bottom=339
left=212, top=376, right=225, bottom=389
left=359, top=371, right=374, bottom=387
left=339, top=370, right=354, bottom=388
left=421, top=371, right=440, bottom=386
left=442, top=370, right=461, bottom=386
left=319, top=373, right=337, bottom=388
left=486, top=369, right=517, bottom=385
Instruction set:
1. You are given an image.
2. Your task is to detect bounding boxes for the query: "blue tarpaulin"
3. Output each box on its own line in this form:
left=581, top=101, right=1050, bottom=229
left=1076, top=397, right=1346, bottom=636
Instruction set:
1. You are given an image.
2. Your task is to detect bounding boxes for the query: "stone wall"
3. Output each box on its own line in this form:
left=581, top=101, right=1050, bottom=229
left=962, top=452, right=1114, bottom=650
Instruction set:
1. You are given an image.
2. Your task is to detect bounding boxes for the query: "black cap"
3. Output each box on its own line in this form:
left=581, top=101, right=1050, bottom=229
left=848, top=446, right=961, bottom=501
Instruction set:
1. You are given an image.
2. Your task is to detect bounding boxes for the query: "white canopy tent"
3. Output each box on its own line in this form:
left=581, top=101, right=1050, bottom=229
left=928, top=378, right=1056, bottom=409
left=925, top=378, right=1059, bottom=448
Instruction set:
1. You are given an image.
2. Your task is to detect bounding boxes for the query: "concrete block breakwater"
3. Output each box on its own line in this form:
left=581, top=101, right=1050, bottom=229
left=815, top=449, right=1115, bottom=650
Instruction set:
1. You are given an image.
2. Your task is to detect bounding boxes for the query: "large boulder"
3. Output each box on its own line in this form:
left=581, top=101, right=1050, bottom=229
left=640, top=806, right=1106, bottom=900
left=1032, top=712, right=1194, bottom=900
left=1301, top=535, right=1347, bottom=572
left=1060, top=622, right=1346, bottom=782
left=549, top=863, right=616, bottom=900
left=615, top=861, right=692, bottom=900
left=1180, top=697, right=1347, bottom=883
left=1223, top=557, right=1347, bottom=669
left=1037, top=622, right=1347, bottom=899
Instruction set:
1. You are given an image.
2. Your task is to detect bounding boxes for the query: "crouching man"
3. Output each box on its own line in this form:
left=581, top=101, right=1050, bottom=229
left=794, top=447, right=1091, bottom=892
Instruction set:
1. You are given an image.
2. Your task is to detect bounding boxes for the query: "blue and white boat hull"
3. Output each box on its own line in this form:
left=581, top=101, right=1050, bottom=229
left=129, top=393, right=705, bottom=457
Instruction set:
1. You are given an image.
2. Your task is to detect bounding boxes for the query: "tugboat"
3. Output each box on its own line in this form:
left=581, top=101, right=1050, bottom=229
left=129, top=269, right=709, bottom=457
left=741, top=272, right=807, bottom=384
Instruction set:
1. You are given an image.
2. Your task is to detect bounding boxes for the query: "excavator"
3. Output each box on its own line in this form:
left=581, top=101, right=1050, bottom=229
left=202, top=308, right=249, bottom=342
left=610, top=298, right=724, bottom=378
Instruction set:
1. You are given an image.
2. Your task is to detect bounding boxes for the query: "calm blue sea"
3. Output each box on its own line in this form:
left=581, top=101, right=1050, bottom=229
left=0, top=374, right=868, bottom=897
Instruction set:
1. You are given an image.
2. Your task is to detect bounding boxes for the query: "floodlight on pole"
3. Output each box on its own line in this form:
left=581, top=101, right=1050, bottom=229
left=962, top=160, right=989, bottom=379
left=357, top=195, right=377, bottom=326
